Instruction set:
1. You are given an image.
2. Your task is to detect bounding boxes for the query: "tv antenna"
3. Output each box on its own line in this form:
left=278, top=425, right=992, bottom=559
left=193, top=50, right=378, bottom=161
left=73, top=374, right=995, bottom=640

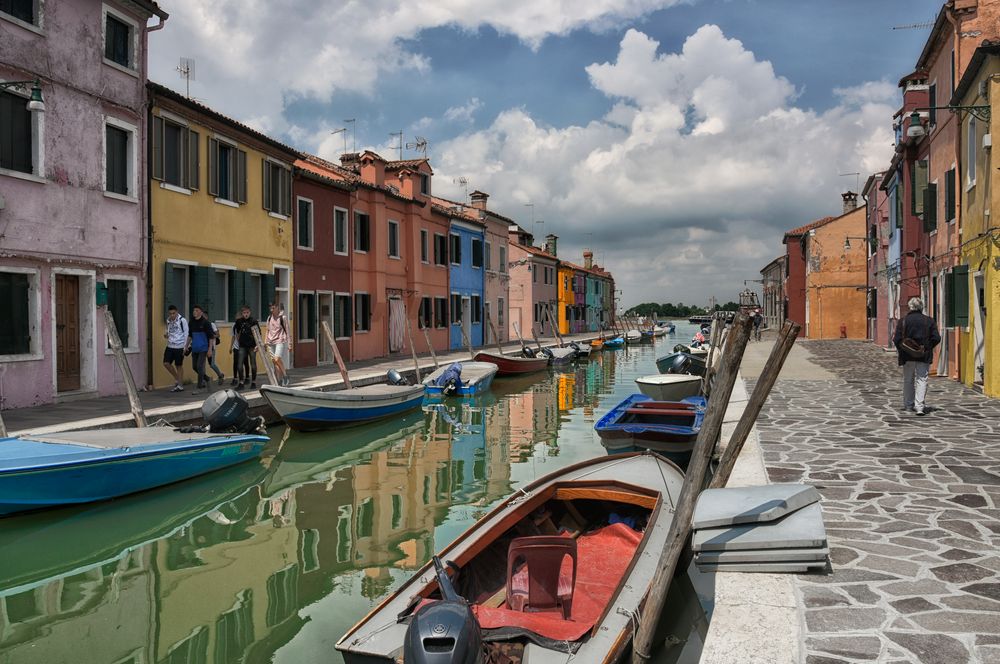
left=892, top=20, right=934, bottom=30
left=406, top=136, right=428, bottom=157
left=176, top=57, right=195, bottom=98
left=839, top=171, right=860, bottom=194
left=344, top=119, right=356, bottom=152
left=453, top=176, right=469, bottom=202
left=389, top=130, right=403, bottom=160
left=330, top=127, right=347, bottom=155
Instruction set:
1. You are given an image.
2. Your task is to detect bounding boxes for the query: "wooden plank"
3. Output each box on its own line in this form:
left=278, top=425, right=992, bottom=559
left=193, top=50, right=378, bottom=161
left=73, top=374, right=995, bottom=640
left=252, top=325, right=280, bottom=387
left=420, top=323, right=439, bottom=369
left=400, top=299, right=422, bottom=383
left=544, top=302, right=564, bottom=345
left=512, top=321, right=529, bottom=353
left=104, top=309, right=147, bottom=428
left=553, top=487, right=658, bottom=510
left=460, top=315, right=475, bottom=360
left=321, top=320, right=352, bottom=389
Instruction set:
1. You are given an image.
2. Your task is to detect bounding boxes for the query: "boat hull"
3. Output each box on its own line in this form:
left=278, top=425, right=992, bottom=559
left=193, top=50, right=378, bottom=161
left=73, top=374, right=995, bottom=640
left=473, top=351, right=548, bottom=376
left=635, top=375, right=703, bottom=401
left=260, top=384, right=426, bottom=430
left=0, top=433, right=268, bottom=516
left=547, top=347, right=577, bottom=364
left=423, top=361, right=499, bottom=398
left=595, top=394, right=706, bottom=468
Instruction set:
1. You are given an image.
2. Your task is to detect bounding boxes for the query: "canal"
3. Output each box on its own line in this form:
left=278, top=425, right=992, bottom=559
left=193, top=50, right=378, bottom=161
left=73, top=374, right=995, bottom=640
left=0, top=323, right=712, bottom=664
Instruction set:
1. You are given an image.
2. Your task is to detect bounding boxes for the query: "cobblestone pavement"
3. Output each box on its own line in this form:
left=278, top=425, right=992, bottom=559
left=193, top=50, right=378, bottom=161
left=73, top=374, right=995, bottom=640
left=751, top=340, right=1000, bottom=664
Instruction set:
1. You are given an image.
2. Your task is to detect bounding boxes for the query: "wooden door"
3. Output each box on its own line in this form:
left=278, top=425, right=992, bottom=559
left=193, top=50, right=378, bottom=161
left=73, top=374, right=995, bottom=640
left=317, top=293, right=333, bottom=364
left=388, top=297, right=404, bottom=353
left=56, top=274, right=81, bottom=392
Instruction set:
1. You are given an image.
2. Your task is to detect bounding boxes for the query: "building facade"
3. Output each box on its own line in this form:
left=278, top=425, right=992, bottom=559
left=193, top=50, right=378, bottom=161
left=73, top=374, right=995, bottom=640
left=759, top=255, right=787, bottom=330
left=468, top=191, right=510, bottom=346
left=507, top=228, right=559, bottom=339
left=0, top=0, right=166, bottom=407
left=863, top=173, right=891, bottom=347
left=446, top=216, right=486, bottom=350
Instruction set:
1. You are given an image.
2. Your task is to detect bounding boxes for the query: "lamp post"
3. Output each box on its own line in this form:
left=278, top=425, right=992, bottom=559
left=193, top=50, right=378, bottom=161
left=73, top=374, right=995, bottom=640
left=0, top=78, right=45, bottom=113
left=906, top=104, right=990, bottom=139
left=842, top=236, right=870, bottom=251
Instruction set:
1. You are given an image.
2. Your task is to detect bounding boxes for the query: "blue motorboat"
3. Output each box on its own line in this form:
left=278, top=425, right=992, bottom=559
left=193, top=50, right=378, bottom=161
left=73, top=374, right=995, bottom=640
left=0, top=428, right=268, bottom=516
left=595, top=394, right=707, bottom=467
left=602, top=336, right=625, bottom=349
left=422, top=361, right=499, bottom=398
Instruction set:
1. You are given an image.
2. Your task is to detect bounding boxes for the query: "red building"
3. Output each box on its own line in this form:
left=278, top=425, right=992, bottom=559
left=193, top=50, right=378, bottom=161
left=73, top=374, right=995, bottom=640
left=782, top=217, right=833, bottom=330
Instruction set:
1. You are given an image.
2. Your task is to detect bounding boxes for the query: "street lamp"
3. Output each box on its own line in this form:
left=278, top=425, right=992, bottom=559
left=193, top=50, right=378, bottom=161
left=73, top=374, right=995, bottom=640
left=843, top=236, right=869, bottom=251
left=0, top=78, right=44, bottom=113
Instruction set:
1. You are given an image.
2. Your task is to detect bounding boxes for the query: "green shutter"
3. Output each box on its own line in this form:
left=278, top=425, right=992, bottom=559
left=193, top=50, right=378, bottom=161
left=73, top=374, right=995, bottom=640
left=191, top=266, right=212, bottom=312
left=923, top=183, right=937, bottom=232
left=107, top=280, right=129, bottom=347
left=0, top=272, right=30, bottom=355
left=229, top=270, right=246, bottom=320
left=188, top=130, right=199, bottom=191
left=236, top=149, right=247, bottom=204
left=944, top=169, right=955, bottom=222
left=164, top=263, right=182, bottom=317
left=151, top=115, right=164, bottom=181
left=262, top=160, right=271, bottom=211
left=262, top=274, right=276, bottom=308
left=952, top=265, right=969, bottom=328
left=308, top=295, right=316, bottom=340
left=208, top=137, right=219, bottom=196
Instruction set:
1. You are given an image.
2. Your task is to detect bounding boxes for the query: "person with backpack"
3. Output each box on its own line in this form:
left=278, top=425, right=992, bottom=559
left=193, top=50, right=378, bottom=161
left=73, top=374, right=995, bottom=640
left=893, top=297, right=941, bottom=416
left=186, top=305, right=215, bottom=394
left=202, top=309, right=225, bottom=385
left=265, top=301, right=291, bottom=387
left=163, top=304, right=188, bottom=392
left=232, top=305, right=260, bottom=390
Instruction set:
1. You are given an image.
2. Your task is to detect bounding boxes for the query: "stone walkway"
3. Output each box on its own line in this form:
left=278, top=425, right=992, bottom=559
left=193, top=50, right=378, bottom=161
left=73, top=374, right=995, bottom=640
left=752, top=340, right=1000, bottom=664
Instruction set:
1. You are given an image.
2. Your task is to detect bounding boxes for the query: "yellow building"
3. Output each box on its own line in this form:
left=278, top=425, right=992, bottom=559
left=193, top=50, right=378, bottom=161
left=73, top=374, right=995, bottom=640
left=557, top=264, right=574, bottom=335
left=954, top=45, right=999, bottom=396
left=149, top=83, right=298, bottom=388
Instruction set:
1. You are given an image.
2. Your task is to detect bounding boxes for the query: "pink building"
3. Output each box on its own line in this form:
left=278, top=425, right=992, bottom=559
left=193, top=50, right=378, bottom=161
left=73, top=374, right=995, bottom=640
left=507, top=226, right=558, bottom=339
left=0, top=0, right=167, bottom=408
left=469, top=191, right=511, bottom=346
left=863, top=172, right=892, bottom=347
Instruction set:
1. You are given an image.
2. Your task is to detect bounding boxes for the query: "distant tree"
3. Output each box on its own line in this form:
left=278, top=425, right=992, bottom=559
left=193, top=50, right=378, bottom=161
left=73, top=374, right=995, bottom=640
left=713, top=302, right=741, bottom=311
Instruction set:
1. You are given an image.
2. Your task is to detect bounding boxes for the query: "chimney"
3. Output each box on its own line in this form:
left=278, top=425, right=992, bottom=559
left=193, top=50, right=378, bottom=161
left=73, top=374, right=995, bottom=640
left=470, top=190, right=489, bottom=210
left=545, top=234, right=558, bottom=257
left=359, top=152, right=386, bottom=187
left=339, top=152, right=361, bottom=172
left=583, top=250, right=593, bottom=269
left=397, top=168, right=415, bottom=198
left=842, top=191, right=859, bottom=215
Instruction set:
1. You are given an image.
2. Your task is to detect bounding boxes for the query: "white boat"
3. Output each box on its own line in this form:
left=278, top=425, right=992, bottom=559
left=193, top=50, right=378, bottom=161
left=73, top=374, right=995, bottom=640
left=423, top=361, right=499, bottom=397
left=652, top=326, right=668, bottom=337
left=635, top=374, right=703, bottom=401
left=260, top=381, right=426, bottom=431
left=625, top=330, right=642, bottom=343
left=546, top=346, right=577, bottom=364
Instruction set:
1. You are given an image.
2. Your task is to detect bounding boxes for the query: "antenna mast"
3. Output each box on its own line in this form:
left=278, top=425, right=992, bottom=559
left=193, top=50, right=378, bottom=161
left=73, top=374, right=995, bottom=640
left=453, top=176, right=469, bottom=203
left=344, top=119, right=356, bottom=152
left=389, top=130, right=403, bottom=160
left=176, top=57, right=195, bottom=98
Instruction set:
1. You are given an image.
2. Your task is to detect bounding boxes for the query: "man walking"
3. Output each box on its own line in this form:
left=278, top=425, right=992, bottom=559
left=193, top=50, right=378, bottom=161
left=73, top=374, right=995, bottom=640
left=232, top=305, right=260, bottom=389
left=163, top=304, right=188, bottom=392
left=265, top=302, right=291, bottom=386
left=187, top=305, right=215, bottom=394
left=893, top=297, right=941, bottom=416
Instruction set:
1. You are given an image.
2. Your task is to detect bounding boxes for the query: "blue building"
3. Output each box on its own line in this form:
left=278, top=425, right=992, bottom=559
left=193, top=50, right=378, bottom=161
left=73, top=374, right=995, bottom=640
left=447, top=217, right=486, bottom=349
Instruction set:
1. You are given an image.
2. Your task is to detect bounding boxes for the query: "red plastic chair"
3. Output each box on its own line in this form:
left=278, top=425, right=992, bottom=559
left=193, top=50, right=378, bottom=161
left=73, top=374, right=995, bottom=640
left=506, top=536, right=578, bottom=619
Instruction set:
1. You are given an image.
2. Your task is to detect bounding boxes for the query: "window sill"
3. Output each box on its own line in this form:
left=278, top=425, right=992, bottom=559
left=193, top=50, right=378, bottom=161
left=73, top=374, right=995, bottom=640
left=335, top=336, right=351, bottom=341
left=354, top=329, right=370, bottom=334
left=215, top=197, right=240, bottom=208
left=160, top=182, right=192, bottom=196
left=0, top=168, right=45, bottom=184
left=104, top=191, right=138, bottom=204
left=0, top=352, right=43, bottom=363
left=421, top=260, right=430, bottom=265
left=103, top=58, right=139, bottom=78
left=354, top=250, right=368, bottom=255
left=334, top=250, right=349, bottom=257
left=0, top=13, right=43, bottom=34
left=298, top=339, right=315, bottom=344
left=389, top=255, right=401, bottom=260
left=268, top=212, right=289, bottom=221
left=297, top=245, right=314, bottom=252
left=104, top=347, right=140, bottom=355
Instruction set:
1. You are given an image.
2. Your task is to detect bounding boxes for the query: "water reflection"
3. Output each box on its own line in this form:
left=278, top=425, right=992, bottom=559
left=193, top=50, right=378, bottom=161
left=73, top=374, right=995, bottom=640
left=0, top=330, right=710, bottom=664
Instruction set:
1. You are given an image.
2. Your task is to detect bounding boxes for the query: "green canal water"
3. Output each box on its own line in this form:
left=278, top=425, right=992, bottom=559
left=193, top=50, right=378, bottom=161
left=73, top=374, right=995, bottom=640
left=0, top=325, right=713, bottom=664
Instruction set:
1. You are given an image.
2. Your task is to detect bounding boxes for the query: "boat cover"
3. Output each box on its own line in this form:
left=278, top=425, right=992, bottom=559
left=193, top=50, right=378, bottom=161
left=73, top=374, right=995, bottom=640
left=472, top=523, right=641, bottom=642
left=435, top=362, right=463, bottom=387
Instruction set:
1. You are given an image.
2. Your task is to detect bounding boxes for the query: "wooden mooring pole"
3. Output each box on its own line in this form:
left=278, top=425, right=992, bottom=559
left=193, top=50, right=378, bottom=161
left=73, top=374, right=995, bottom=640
left=420, top=323, right=440, bottom=369
left=632, top=313, right=754, bottom=664
left=401, top=299, right=422, bottom=383
left=105, top=309, right=147, bottom=428
left=485, top=310, right=505, bottom=355
left=321, top=321, right=353, bottom=389
left=251, top=325, right=280, bottom=387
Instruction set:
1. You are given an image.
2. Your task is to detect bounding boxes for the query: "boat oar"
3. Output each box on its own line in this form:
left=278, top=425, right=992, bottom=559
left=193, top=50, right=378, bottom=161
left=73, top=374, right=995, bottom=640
left=545, top=302, right=565, bottom=346
left=321, top=321, right=353, bottom=389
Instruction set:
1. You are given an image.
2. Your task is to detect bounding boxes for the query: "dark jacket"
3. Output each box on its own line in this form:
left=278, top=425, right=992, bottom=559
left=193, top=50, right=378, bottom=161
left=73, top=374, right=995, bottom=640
left=233, top=317, right=259, bottom=349
left=893, top=311, right=940, bottom=366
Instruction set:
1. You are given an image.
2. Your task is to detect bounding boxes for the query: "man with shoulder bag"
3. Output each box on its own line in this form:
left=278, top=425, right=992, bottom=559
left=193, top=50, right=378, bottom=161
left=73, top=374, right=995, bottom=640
left=892, top=297, right=941, bottom=416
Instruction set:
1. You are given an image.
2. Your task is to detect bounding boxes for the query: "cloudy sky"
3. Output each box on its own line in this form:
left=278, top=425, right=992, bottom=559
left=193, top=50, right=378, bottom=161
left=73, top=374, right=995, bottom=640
left=149, top=0, right=941, bottom=309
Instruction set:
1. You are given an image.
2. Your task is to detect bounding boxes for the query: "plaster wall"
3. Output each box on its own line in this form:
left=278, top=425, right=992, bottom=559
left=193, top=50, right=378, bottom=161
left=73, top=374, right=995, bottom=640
left=447, top=221, right=485, bottom=349
left=482, top=215, right=509, bottom=344
left=804, top=207, right=868, bottom=340
left=784, top=236, right=807, bottom=329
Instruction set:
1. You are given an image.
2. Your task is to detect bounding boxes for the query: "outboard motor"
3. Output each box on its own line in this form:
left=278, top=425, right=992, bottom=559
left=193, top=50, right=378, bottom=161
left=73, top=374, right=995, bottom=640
left=665, top=354, right=692, bottom=375
left=435, top=362, right=464, bottom=396
left=521, top=346, right=536, bottom=358
left=404, top=556, right=482, bottom=664
left=387, top=369, right=410, bottom=386
left=202, top=390, right=262, bottom=433
left=570, top=342, right=581, bottom=356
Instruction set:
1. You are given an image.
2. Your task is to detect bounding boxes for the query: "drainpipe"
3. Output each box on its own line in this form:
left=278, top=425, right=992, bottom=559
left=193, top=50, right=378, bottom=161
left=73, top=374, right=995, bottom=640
left=145, top=96, right=154, bottom=389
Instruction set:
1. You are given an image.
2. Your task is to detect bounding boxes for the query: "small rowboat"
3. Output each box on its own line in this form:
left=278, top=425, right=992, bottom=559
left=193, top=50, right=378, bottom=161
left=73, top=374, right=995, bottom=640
left=474, top=351, right=549, bottom=376
left=546, top=347, right=577, bottom=365
left=0, top=428, right=268, bottom=516
left=635, top=374, right=703, bottom=401
left=260, top=381, right=426, bottom=431
left=651, top=326, right=668, bottom=337
left=595, top=394, right=707, bottom=465
left=336, top=452, right=685, bottom=664
left=603, top=336, right=625, bottom=349
left=590, top=338, right=604, bottom=351
left=639, top=330, right=655, bottom=343
left=423, top=361, right=499, bottom=398
left=571, top=342, right=591, bottom=358
left=655, top=351, right=707, bottom=376
left=624, top=330, right=642, bottom=343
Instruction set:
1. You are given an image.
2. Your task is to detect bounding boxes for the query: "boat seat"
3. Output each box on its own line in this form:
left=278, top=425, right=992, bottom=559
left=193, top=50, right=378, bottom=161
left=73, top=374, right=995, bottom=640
left=506, top=536, right=577, bottom=619
left=624, top=408, right=695, bottom=417
left=632, top=401, right=696, bottom=409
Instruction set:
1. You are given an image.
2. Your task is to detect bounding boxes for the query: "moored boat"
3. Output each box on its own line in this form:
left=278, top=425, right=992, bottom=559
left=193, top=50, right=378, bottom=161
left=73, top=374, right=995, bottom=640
left=260, top=376, right=426, bottom=431
left=545, top=346, right=577, bottom=364
left=624, top=329, right=642, bottom=343
left=635, top=374, right=703, bottom=401
left=595, top=394, right=707, bottom=465
left=639, top=330, right=655, bottom=343
left=603, top=336, right=624, bottom=349
left=0, top=428, right=268, bottom=516
left=590, top=338, right=604, bottom=351
left=570, top=342, right=591, bottom=358
left=473, top=351, right=549, bottom=376
left=656, top=351, right=707, bottom=376
left=336, top=452, right=685, bottom=664
left=423, top=361, right=499, bottom=397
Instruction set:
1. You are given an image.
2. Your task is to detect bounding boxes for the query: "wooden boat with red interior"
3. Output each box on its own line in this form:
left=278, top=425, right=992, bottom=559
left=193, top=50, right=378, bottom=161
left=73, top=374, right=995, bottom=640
left=336, top=451, right=685, bottom=664
left=473, top=350, right=549, bottom=377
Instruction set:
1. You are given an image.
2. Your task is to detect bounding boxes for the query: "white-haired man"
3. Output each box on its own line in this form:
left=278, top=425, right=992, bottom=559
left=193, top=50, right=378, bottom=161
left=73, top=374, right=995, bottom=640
left=892, top=297, right=941, bottom=416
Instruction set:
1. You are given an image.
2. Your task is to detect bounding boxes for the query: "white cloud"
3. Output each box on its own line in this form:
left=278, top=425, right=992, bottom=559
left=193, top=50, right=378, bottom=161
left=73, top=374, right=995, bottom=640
left=432, top=26, right=896, bottom=307
left=444, top=98, right=484, bottom=123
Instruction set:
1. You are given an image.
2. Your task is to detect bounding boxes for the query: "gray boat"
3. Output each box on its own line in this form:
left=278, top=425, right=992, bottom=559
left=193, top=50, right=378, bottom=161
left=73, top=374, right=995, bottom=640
left=336, top=452, right=685, bottom=664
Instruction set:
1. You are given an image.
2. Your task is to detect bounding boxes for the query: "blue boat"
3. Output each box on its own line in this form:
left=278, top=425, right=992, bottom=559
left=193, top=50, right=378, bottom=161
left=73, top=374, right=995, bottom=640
left=422, top=361, right=499, bottom=398
left=260, top=382, right=426, bottom=431
left=0, top=429, right=269, bottom=516
left=595, top=394, right=707, bottom=467
left=602, top=336, right=625, bottom=349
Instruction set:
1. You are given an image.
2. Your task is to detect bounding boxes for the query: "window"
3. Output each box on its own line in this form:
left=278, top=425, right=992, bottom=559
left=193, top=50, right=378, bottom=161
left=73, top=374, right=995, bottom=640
left=484, top=241, right=492, bottom=271
left=911, top=159, right=928, bottom=216
left=471, top=295, right=481, bottom=324
left=334, top=208, right=348, bottom=255
left=164, top=263, right=190, bottom=318
left=246, top=273, right=262, bottom=319
left=388, top=220, right=400, bottom=258
left=1, top=0, right=35, bottom=24
left=471, top=238, right=483, bottom=268
left=497, top=297, right=505, bottom=330
left=944, top=168, right=955, bottom=222
left=152, top=115, right=199, bottom=190
left=0, top=270, right=37, bottom=356
left=104, top=9, right=133, bottom=69
left=499, top=246, right=507, bottom=273
left=419, top=297, right=432, bottom=329
left=354, top=211, right=370, bottom=252
left=564, top=276, right=569, bottom=291
left=209, top=137, right=246, bottom=204
left=214, top=591, right=254, bottom=664
left=928, top=83, right=936, bottom=126
left=434, top=234, right=448, bottom=266
left=105, top=278, right=131, bottom=347
left=434, top=297, right=447, bottom=328
left=105, top=121, right=134, bottom=197
left=450, top=234, right=462, bottom=265
left=354, top=293, right=371, bottom=332
left=334, top=293, right=352, bottom=338
left=263, top=160, right=292, bottom=216
left=420, top=230, right=429, bottom=263
left=208, top=269, right=228, bottom=321
left=296, top=197, right=313, bottom=249
left=450, top=294, right=462, bottom=324
left=419, top=173, right=430, bottom=195
left=298, top=292, right=315, bottom=341
left=0, top=89, right=38, bottom=175
left=967, top=116, right=977, bottom=187
left=532, top=265, right=537, bottom=283
left=265, top=565, right=299, bottom=627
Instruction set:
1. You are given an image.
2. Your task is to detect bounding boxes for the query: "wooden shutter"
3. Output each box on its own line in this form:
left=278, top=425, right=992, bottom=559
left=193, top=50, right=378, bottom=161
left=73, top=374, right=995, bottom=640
left=952, top=265, right=969, bottom=328
left=262, top=160, right=271, bottom=211
left=107, top=280, right=129, bottom=347
left=151, top=115, right=164, bottom=181
left=187, top=130, right=199, bottom=191
left=262, top=274, right=276, bottom=307
left=922, top=183, right=937, bottom=232
left=208, top=137, right=219, bottom=196
left=944, top=169, right=955, bottom=222
left=163, top=263, right=183, bottom=317
left=191, top=266, right=212, bottom=311
left=236, top=149, right=247, bottom=203
left=0, top=272, right=30, bottom=355
left=282, top=167, right=292, bottom=216
left=228, top=270, right=246, bottom=320
left=928, top=84, right=936, bottom=125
